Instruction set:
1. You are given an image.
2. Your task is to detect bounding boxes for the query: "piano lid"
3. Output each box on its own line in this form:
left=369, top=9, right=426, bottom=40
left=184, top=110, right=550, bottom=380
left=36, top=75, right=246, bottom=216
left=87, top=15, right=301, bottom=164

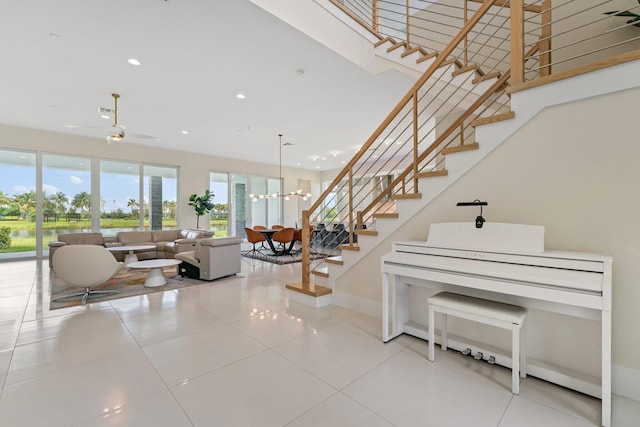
left=426, top=222, right=545, bottom=253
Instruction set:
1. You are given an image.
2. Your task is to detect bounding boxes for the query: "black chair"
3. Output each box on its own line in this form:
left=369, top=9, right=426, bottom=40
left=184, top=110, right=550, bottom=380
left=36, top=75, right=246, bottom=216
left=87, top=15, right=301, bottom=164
left=329, top=223, right=349, bottom=248
left=312, top=223, right=328, bottom=249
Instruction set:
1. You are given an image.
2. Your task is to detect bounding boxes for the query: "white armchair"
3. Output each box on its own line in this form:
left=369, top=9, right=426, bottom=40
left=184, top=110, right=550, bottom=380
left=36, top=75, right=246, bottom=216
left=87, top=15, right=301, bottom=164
left=52, top=245, right=124, bottom=303
left=176, top=237, right=242, bottom=281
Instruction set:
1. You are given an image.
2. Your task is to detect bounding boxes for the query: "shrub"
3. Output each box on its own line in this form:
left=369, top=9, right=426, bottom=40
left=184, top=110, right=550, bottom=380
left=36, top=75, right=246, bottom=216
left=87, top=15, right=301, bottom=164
left=0, top=227, right=11, bottom=250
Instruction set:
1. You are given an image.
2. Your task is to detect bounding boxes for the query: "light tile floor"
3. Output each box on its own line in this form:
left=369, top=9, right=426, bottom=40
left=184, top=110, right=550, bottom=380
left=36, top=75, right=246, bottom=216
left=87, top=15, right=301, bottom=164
left=0, top=258, right=638, bottom=426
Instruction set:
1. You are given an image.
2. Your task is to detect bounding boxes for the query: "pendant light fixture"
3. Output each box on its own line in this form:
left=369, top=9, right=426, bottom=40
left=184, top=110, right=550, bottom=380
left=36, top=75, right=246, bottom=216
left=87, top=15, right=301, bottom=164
left=249, top=134, right=311, bottom=202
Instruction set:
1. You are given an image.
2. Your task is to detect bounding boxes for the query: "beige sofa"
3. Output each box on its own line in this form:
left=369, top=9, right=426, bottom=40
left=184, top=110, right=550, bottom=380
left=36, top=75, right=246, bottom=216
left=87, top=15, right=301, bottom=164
left=48, top=229, right=214, bottom=268
left=175, top=237, right=242, bottom=281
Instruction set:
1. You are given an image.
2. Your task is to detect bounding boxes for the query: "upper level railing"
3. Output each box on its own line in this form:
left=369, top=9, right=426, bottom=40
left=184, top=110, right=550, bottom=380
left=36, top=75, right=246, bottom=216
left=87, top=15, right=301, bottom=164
left=292, top=0, right=640, bottom=292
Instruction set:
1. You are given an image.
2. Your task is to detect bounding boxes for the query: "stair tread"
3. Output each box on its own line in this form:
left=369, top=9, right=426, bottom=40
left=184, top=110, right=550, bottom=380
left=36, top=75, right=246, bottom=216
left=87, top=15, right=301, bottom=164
left=472, top=71, right=501, bottom=84
left=393, top=193, right=422, bottom=200
left=417, top=169, right=448, bottom=179
left=441, top=143, right=479, bottom=155
left=326, top=256, right=343, bottom=265
left=311, top=267, right=329, bottom=277
left=374, top=36, right=396, bottom=48
left=401, top=46, right=427, bottom=58
left=374, top=212, right=399, bottom=219
left=416, top=51, right=439, bottom=63
left=471, top=111, right=515, bottom=127
left=451, top=63, right=478, bottom=77
left=387, top=41, right=408, bottom=53
left=339, top=244, right=360, bottom=251
left=355, top=229, right=378, bottom=236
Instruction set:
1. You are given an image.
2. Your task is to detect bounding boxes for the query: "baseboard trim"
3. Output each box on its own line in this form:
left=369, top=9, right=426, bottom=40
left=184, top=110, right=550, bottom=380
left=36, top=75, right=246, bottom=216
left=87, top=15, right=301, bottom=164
left=613, top=364, right=640, bottom=402
left=332, top=290, right=382, bottom=319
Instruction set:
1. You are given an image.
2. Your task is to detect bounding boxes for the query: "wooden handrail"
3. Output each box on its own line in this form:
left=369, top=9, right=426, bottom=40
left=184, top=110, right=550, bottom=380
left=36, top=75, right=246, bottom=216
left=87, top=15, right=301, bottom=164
left=307, top=0, right=499, bottom=217
left=467, top=0, right=542, bottom=13
left=358, top=43, right=541, bottom=222
left=360, top=71, right=511, bottom=221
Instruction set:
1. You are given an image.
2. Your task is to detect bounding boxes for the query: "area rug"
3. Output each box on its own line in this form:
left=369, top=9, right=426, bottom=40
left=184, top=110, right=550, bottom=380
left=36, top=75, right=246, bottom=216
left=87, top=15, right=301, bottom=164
left=50, top=266, right=214, bottom=310
left=241, top=250, right=327, bottom=265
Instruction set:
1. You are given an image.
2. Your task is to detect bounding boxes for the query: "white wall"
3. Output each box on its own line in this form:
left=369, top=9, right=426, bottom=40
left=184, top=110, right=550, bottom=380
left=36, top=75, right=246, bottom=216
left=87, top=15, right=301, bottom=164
left=0, top=124, right=322, bottom=231
left=332, top=84, right=640, bottom=395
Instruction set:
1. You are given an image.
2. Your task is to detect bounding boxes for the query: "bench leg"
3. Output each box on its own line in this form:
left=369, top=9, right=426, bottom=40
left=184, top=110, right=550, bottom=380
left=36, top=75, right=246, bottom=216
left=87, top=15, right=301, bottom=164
left=512, top=323, right=521, bottom=395
left=441, top=312, right=448, bottom=351
left=428, top=304, right=435, bottom=362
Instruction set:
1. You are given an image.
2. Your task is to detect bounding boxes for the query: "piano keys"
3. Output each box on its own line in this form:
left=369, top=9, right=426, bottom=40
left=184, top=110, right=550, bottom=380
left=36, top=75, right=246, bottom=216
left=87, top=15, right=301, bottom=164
left=381, top=222, right=612, bottom=427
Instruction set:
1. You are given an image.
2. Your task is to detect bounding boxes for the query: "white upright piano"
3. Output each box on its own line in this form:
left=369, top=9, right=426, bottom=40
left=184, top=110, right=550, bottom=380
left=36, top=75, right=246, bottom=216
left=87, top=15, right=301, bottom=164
left=381, top=222, right=612, bottom=427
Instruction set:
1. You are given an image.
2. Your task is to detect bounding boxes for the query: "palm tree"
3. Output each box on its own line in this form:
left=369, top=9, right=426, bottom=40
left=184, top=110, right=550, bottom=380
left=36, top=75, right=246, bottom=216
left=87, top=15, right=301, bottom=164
left=43, top=193, right=56, bottom=216
left=71, top=192, right=91, bottom=219
left=0, top=191, right=10, bottom=208
left=13, top=191, right=36, bottom=219
left=127, top=198, right=139, bottom=218
left=51, top=191, right=68, bottom=215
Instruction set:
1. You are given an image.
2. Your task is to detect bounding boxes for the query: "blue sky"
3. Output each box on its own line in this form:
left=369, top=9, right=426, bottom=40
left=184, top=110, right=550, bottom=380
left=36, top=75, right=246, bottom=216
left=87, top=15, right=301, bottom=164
left=0, top=164, right=181, bottom=212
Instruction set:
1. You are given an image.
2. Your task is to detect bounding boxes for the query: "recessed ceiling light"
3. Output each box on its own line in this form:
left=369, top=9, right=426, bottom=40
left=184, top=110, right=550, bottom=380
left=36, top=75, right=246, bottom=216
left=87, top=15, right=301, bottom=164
left=49, top=33, right=60, bottom=39
left=236, top=93, right=246, bottom=99
left=101, top=115, right=110, bottom=119
left=127, top=58, right=141, bottom=66
left=181, top=130, right=189, bottom=135
left=64, top=125, right=78, bottom=128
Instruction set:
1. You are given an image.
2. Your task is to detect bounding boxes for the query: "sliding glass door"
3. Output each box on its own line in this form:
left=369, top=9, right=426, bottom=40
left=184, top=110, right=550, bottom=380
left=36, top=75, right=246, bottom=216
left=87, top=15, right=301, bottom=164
left=0, top=149, right=36, bottom=258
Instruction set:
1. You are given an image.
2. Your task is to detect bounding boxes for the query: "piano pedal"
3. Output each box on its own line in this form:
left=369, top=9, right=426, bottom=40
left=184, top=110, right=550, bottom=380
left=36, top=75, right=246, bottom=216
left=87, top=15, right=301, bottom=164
left=461, top=348, right=472, bottom=356
left=488, top=356, right=496, bottom=365
left=474, top=351, right=483, bottom=360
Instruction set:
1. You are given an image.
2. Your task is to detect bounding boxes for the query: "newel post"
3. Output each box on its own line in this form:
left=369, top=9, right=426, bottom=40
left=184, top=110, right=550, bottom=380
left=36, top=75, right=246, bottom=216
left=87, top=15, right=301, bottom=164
left=301, top=210, right=310, bottom=289
left=510, top=0, right=525, bottom=85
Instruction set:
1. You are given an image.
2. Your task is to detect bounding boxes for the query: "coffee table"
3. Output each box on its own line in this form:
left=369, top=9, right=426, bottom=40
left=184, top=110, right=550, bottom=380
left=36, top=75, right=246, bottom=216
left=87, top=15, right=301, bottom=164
left=107, top=244, right=156, bottom=266
left=126, top=259, right=182, bottom=287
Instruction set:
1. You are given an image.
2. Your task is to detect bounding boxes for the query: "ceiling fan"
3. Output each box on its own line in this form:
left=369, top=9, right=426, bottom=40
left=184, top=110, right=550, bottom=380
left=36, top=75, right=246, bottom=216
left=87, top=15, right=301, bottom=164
left=104, top=93, right=159, bottom=144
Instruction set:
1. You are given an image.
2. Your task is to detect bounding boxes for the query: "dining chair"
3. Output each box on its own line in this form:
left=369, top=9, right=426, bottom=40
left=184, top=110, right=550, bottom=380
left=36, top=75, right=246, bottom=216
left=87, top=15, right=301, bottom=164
left=253, top=225, right=267, bottom=230
left=244, top=227, right=267, bottom=254
left=272, top=227, right=295, bottom=254
left=271, top=225, right=285, bottom=230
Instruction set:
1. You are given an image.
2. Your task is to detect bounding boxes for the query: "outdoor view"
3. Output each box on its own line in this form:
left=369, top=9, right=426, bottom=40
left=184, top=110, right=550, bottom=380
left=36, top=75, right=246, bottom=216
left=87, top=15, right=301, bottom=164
left=0, top=150, right=278, bottom=258
left=0, top=150, right=178, bottom=257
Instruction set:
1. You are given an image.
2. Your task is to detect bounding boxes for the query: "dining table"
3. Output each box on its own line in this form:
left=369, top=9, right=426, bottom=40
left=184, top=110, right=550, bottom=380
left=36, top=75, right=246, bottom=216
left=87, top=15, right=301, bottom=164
left=255, top=228, right=297, bottom=256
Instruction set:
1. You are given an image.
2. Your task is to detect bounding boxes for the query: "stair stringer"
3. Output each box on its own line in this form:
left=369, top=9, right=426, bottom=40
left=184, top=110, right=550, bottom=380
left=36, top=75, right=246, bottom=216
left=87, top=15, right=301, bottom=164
left=320, top=58, right=640, bottom=310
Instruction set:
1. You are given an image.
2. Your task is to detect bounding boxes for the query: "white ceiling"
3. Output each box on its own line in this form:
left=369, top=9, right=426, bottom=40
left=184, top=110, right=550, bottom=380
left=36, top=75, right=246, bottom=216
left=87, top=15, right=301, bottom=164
left=0, top=0, right=412, bottom=171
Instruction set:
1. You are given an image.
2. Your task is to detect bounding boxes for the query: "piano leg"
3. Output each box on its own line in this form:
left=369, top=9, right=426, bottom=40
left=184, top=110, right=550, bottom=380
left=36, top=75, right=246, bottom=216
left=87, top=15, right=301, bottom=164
left=602, top=310, right=611, bottom=427
left=382, top=273, right=408, bottom=342
left=382, top=273, right=390, bottom=342
left=428, top=305, right=435, bottom=361
left=512, top=322, right=521, bottom=395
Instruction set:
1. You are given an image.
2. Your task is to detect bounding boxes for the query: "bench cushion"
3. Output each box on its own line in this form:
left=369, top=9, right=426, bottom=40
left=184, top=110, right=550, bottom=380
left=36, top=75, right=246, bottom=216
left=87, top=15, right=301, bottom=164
left=428, top=292, right=526, bottom=324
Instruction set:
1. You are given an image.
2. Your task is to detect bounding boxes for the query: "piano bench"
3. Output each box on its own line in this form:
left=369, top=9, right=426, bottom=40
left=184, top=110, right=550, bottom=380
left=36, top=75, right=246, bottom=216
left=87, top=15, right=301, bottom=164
left=427, top=292, right=527, bottom=394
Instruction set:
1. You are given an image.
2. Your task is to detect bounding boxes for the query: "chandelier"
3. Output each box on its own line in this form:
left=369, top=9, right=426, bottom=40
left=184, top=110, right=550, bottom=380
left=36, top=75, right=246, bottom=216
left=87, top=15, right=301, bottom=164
left=249, top=134, right=311, bottom=202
